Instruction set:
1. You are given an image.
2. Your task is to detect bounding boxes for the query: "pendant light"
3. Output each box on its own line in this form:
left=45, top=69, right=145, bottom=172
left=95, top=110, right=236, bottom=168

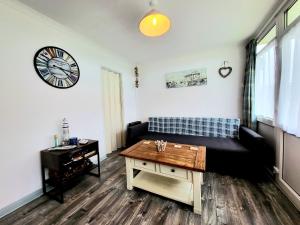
left=139, top=0, right=171, bottom=37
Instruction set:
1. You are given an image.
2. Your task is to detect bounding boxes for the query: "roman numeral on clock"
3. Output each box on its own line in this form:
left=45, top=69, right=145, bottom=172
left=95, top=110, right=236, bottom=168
left=71, top=70, right=79, bottom=76
left=56, top=49, right=64, bottom=58
left=46, top=75, right=54, bottom=84
left=39, top=68, right=50, bottom=77
left=36, top=59, right=47, bottom=67
left=46, top=48, right=56, bottom=58
left=69, top=75, right=78, bottom=83
left=70, top=63, right=77, bottom=68
left=37, top=55, right=49, bottom=63
left=41, top=50, right=52, bottom=60
left=65, top=78, right=72, bottom=86
left=58, top=79, right=63, bottom=87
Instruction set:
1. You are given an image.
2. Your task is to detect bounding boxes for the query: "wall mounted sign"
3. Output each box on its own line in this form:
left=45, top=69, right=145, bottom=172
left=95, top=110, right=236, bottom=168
left=34, top=46, right=80, bottom=89
left=166, top=68, right=207, bottom=88
left=218, top=61, right=232, bottom=78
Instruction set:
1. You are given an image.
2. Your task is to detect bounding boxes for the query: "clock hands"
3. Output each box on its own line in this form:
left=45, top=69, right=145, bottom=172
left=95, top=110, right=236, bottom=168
left=48, top=65, right=71, bottom=76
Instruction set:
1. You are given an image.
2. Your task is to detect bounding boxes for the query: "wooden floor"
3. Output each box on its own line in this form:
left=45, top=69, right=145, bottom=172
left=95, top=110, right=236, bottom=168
left=1, top=151, right=299, bottom=225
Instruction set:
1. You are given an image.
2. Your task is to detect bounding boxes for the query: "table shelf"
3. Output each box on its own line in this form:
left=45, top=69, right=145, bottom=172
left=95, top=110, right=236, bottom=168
left=133, top=171, right=193, bottom=205
left=40, top=140, right=100, bottom=203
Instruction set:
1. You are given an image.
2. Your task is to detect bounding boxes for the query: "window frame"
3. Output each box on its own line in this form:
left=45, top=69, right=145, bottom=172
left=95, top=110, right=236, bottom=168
left=254, top=0, right=300, bottom=127
left=257, top=24, right=277, bottom=54
left=285, top=0, right=300, bottom=28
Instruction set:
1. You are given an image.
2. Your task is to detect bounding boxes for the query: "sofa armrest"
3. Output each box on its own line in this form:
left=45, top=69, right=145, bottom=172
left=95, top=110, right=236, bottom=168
left=127, top=121, right=141, bottom=127
left=126, top=122, right=149, bottom=147
left=239, top=126, right=265, bottom=152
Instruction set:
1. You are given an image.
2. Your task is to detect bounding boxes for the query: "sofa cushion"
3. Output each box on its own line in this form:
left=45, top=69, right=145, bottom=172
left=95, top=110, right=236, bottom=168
left=139, top=132, right=248, bottom=153
left=139, top=132, right=251, bottom=171
left=148, top=117, right=240, bottom=138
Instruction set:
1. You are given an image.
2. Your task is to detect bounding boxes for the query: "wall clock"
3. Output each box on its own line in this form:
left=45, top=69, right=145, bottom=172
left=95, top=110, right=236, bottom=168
left=34, top=46, right=80, bottom=89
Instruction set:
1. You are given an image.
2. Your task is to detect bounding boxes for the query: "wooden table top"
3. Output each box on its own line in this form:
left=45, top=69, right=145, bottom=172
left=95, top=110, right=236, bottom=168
left=120, top=140, right=206, bottom=172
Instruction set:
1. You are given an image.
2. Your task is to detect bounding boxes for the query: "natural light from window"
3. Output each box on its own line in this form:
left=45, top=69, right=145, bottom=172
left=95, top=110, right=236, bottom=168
left=256, top=26, right=276, bottom=54
left=255, top=27, right=276, bottom=121
left=286, top=0, right=300, bottom=26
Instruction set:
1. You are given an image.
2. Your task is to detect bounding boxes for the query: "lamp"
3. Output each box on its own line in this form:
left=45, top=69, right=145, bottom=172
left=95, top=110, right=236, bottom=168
left=139, top=0, right=171, bottom=37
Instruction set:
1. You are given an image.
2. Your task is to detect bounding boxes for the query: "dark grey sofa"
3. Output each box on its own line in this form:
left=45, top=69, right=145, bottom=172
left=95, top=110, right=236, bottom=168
left=126, top=121, right=267, bottom=173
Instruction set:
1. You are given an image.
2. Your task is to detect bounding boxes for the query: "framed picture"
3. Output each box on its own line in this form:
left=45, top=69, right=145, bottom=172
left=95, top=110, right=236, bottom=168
left=166, top=68, right=207, bottom=88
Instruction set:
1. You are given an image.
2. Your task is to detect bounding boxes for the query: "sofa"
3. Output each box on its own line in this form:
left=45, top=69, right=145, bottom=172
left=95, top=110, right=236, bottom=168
left=126, top=117, right=267, bottom=173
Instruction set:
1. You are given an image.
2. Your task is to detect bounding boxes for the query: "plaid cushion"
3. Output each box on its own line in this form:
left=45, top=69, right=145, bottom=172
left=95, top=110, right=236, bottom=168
left=148, top=117, right=240, bottom=138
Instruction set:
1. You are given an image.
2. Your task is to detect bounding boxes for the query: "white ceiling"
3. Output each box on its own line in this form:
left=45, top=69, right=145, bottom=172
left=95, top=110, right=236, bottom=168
left=19, top=0, right=279, bottom=63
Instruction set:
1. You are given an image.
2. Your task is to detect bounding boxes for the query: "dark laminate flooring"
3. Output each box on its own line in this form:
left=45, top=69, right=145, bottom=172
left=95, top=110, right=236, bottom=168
left=1, top=151, right=299, bottom=225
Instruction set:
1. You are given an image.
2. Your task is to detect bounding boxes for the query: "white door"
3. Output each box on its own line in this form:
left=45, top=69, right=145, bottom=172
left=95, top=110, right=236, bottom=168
left=102, top=68, right=123, bottom=154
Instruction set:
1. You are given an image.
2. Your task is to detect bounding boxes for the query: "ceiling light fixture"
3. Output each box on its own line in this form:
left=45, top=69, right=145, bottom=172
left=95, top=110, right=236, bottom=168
left=139, top=0, right=171, bottom=37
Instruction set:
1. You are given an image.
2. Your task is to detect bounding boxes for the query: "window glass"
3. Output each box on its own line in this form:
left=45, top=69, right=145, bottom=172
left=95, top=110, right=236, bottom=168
left=256, top=26, right=276, bottom=54
left=255, top=41, right=276, bottom=120
left=286, top=0, right=300, bottom=26
left=278, top=21, right=300, bottom=137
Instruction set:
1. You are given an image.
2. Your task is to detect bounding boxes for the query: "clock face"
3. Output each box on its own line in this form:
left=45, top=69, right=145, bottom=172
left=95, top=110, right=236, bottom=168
left=34, top=46, right=80, bottom=89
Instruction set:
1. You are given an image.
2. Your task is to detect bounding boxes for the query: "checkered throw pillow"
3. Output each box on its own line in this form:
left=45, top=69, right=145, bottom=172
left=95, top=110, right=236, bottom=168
left=148, top=117, right=240, bottom=138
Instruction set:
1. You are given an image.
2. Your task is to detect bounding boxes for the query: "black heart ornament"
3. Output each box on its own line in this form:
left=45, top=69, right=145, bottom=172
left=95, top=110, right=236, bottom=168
left=219, top=67, right=232, bottom=78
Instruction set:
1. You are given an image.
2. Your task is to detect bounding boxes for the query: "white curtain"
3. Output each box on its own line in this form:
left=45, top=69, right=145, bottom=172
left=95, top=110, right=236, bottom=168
left=278, top=21, right=300, bottom=137
left=102, top=68, right=123, bottom=154
left=255, top=40, right=276, bottom=120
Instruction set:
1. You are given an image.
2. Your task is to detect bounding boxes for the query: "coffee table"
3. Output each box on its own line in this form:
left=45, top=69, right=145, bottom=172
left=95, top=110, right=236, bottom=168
left=120, top=140, right=206, bottom=214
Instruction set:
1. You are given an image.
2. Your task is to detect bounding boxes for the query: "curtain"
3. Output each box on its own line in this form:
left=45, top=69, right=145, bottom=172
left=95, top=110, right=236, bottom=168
left=103, top=69, right=123, bottom=154
left=243, top=39, right=257, bottom=130
left=278, top=21, right=300, bottom=137
left=255, top=40, right=276, bottom=120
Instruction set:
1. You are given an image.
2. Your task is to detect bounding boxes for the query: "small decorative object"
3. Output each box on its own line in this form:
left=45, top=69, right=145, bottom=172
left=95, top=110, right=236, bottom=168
left=79, top=139, right=89, bottom=145
left=166, top=68, right=207, bottom=88
left=134, top=66, right=139, bottom=88
left=218, top=61, right=232, bottom=78
left=155, top=140, right=167, bottom=152
left=34, top=46, right=80, bottom=88
left=69, top=137, right=78, bottom=145
left=54, top=134, right=59, bottom=147
left=62, top=118, right=70, bottom=146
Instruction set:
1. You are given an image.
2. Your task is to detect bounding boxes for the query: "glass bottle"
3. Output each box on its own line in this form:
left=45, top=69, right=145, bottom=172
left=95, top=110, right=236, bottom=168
left=62, top=118, right=69, bottom=146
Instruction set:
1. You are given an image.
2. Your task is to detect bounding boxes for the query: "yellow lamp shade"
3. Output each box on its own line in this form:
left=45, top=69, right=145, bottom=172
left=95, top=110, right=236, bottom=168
left=139, top=10, right=171, bottom=37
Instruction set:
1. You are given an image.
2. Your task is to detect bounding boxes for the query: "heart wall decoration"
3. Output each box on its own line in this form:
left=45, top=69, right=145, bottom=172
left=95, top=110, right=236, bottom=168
left=218, top=61, right=232, bottom=78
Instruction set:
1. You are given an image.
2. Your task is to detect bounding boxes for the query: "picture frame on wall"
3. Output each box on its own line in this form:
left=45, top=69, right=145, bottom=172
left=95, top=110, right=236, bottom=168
left=166, top=68, right=207, bottom=88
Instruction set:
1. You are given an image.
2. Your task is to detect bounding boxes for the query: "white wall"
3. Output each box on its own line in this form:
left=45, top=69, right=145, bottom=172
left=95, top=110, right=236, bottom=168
left=0, top=1, right=137, bottom=210
left=136, top=46, right=245, bottom=121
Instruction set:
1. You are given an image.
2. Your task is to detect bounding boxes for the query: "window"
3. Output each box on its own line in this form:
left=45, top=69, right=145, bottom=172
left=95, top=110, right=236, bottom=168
left=256, top=26, right=276, bottom=53
left=278, top=21, right=300, bottom=137
left=286, top=0, right=300, bottom=26
left=255, top=28, right=276, bottom=121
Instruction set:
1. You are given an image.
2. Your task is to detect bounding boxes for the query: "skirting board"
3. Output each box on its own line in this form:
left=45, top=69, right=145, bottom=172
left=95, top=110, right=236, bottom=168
left=265, top=167, right=300, bottom=211
left=277, top=177, right=300, bottom=211
left=0, top=155, right=107, bottom=219
left=0, top=188, right=43, bottom=219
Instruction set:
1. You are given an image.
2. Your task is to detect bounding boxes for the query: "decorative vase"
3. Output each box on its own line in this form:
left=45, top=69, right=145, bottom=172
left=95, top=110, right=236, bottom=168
left=155, top=140, right=167, bottom=152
